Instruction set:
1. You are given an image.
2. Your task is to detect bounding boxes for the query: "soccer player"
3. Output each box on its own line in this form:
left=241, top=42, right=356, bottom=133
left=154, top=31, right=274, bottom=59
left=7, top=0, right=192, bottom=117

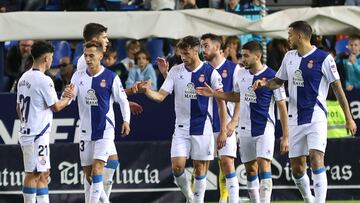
left=200, top=33, right=240, bottom=203
left=140, top=36, right=227, bottom=203
left=70, top=40, right=131, bottom=203
left=17, top=40, right=74, bottom=203
left=253, top=21, right=357, bottom=203
left=196, top=40, right=289, bottom=203
left=78, top=23, right=142, bottom=201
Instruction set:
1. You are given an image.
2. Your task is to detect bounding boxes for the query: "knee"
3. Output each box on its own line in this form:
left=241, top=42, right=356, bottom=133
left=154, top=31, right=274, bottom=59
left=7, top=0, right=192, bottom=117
left=172, top=165, right=185, bottom=175
left=39, top=171, right=50, bottom=182
left=220, top=157, right=234, bottom=171
left=309, top=150, right=324, bottom=169
left=92, top=160, right=105, bottom=176
left=193, top=161, right=207, bottom=176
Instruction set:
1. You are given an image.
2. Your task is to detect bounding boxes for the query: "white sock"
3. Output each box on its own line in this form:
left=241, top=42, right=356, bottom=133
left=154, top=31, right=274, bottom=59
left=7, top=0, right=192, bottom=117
left=89, top=175, right=104, bottom=203
left=194, top=175, right=207, bottom=203
left=174, top=172, right=193, bottom=200
left=84, top=178, right=91, bottom=203
left=247, top=175, right=260, bottom=203
left=292, top=173, right=313, bottom=200
left=225, top=172, right=239, bottom=203
left=259, top=177, right=272, bottom=203
left=36, top=188, right=49, bottom=203
left=312, top=167, right=327, bottom=203
left=23, top=187, right=36, bottom=203
left=103, top=160, right=119, bottom=197
left=100, top=189, right=110, bottom=203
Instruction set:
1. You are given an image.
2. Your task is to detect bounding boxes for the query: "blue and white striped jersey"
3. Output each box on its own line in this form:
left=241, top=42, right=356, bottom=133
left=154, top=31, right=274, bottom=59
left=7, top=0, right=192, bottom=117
left=211, top=59, right=241, bottom=133
left=234, top=66, right=286, bottom=137
left=276, top=47, right=340, bottom=125
left=161, top=62, right=223, bottom=135
left=71, top=66, right=130, bottom=141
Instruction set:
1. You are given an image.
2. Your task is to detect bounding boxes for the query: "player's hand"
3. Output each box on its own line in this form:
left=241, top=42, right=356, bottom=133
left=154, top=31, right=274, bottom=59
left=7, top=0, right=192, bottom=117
left=136, top=80, right=152, bottom=93
left=226, top=120, right=237, bottom=137
left=346, top=119, right=357, bottom=136
left=349, top=54, right=356, bottom=64
left=252, top=79, right=267, bottom=91
left=156, top=57, right=169, bottom=77
left=63, top=84, right=75, bottom=98
left=121, top=121, right=130, bottom=137
left=346, top=85, right=353, bottom=91
left=280, top=135, right=289, bottom=155
left=217, top=131, right=227, bottom=150
left=129, top=101, right=143, bottom=115
left=196, top=82, right=214, bottom=97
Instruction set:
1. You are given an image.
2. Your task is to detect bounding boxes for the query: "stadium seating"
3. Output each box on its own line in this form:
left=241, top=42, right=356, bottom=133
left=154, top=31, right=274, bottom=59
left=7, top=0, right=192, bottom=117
left=335, top=38, right=349, bottom=55
left=51, top=40, right=72, bottom=67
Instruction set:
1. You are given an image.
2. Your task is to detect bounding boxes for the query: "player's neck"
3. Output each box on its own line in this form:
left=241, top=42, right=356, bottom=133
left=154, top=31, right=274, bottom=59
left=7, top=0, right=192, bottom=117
left=249, top=62, right=264, bottom=75
left=188, top=59, right=201, bottom=70
left=32, top=62, right=46, bottom=73
left=87, top=65, right=102, bottom=76
left=209, top=54, right=224, bottom=68
left=297, top=42, right=313, bottom=57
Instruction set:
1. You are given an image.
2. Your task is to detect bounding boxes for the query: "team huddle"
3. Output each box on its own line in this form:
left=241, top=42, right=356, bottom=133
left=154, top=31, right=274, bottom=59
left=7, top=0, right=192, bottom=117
left=17, top=21, right=357, bottom=203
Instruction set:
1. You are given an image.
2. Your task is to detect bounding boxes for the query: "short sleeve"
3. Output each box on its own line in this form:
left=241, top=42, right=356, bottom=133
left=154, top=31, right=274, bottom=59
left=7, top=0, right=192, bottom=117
left=232, top=65, right=241, bottom=93
left=41, top=77, right=59, bottom=107
left=273, top=86, right=286, bottom=101
left=76, top=55, right=87, bottom=71
left=112, top=76, right=128, bottom=103
left=210, top=69, right=223, bottom=90
left=275, top=52, right=289, bottom=80
left=160, top=68, right=175, bottom=94
left=322, top=55, right=340, bottom=83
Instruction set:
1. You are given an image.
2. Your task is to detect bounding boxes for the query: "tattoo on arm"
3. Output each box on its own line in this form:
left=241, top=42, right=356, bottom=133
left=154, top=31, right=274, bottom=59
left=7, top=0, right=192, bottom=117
left=331, top=80, right=352, bottom=120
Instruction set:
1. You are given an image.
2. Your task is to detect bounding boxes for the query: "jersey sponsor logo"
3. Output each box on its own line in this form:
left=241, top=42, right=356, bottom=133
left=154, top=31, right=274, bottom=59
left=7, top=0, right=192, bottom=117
left=85, top=89, right=98, bottom=106
left=307, top=60, right=314, bottom=69
left=245, top=86, right=257, bottom=103
left=184, top=83, right=197, bottom=99
left=100, top=79, right=106, bottom=88
left=198, top=74, right=205, bottom=83
left=221, top=69, right=228, bottom=78
left=293, top=70, right=304, bottom=87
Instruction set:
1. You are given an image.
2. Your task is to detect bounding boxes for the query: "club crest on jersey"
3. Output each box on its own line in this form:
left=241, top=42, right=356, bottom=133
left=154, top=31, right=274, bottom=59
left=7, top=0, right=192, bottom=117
left=39, top=156, right=46, bottom=165
left=245, top=86, right=257, bottom=103
left=221, top=69, right=228, bottom=78
left=307, top=60, right=314, bottom=69
left=100, top=79, right=106, bottom=88
left=85, top=89, right=98, bottom=106
left=184, top=82, right=197, bottom=99
left=198, top=74, right=205, bottom=83
left=293, top=70, right=304, bottom=87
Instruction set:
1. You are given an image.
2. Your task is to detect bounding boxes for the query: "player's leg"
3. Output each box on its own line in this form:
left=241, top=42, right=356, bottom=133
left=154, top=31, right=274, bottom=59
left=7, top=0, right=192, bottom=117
left=218, top=133, right=238, bottom=203
left=256, top=128, right=275, bottom=203
left=191, top=134, right=214, bottom=203
left=217, top=159, right=228, bottom=203
left=103, top=143, right=119, bottom=197
left=23, top=171, right=41, bottom=203
left=171, top=131, right=193, bottom=202
left=257, top=158, right=272, bottom=203
left=240, top=135, right=259, bottom=203
left=289, top=124, right=314, bottom=203
left=308, top=122, right=328, bottom=203
left=36, top=171, right=50, bottom=203
left=89, top=139, right=113, bottom=203
left=80, top=140, right=94, bottom=203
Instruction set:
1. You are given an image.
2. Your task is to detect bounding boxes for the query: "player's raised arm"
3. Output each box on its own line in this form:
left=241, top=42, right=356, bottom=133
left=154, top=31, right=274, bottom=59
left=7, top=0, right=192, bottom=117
left=157, top=57, right=169, bottom=79
left=253, top=77, right=285, bottom=91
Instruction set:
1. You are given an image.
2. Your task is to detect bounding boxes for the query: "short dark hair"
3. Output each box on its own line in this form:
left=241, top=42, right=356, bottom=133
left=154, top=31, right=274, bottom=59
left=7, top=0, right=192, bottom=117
left=104, top=46, right=117, bottom=58
left=289, top=21, right=313, bottom=39
left=201, top=33, right=223, bottom=46
left=242, top=40, right=263, bottom=56
left=126, top=40, right=140, bottom=51
left=31, top=40, right=54, bottom=60
left=83, top=23, right=108, bottom=42
left=349, top=35, right=360, bottom=42
left=83, top=40, right=104, bottom=53
left=134, top=49, right=151, bottom=64
left=177, top=36, right=200, bottom=50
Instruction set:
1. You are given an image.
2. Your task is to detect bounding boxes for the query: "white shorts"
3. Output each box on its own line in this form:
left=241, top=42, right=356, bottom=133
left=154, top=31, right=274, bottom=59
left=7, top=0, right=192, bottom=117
left=214, top=132, right=237, bottom=158
left=79, top=139, right=115, bottom=166
left=20, top=134, right=50, bottom=172
left=171, top=128, right=214, bottom=161
left=289, top=121, right=327, bottom=158
left=238, top=123, right=275, bottom=163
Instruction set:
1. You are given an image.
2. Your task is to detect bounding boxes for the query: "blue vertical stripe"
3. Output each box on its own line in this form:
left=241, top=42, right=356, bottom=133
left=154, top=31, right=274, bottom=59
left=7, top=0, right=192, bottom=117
left=297, top=49, right=328, bottom=125
left=250, top=68, right=276, bottom=137
left=90, top=69, right=116, bottom=140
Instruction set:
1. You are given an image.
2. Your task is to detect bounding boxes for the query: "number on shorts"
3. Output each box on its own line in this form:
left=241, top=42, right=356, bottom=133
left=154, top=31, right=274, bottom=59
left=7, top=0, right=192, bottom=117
left=38, top=145, right=48, bottom=156
left=19, top=94, right=31, bottom=123
left=80, top=140, right=85, bottom=152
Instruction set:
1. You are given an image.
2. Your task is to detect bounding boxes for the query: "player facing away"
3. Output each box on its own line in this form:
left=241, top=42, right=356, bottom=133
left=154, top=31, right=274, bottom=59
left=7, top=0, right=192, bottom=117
left=200, top=33, right=240, bottom=203
left=140, top=36, right=228, bottom=203
left=197, top=40, right=289, bottom=203
left=17, top=40, right=74, bottom=203
left=253, top=21, right=357, bottom=203
left=70, top=40, right=131, bottom=203
left=78, top=23, right=143, bottom=201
